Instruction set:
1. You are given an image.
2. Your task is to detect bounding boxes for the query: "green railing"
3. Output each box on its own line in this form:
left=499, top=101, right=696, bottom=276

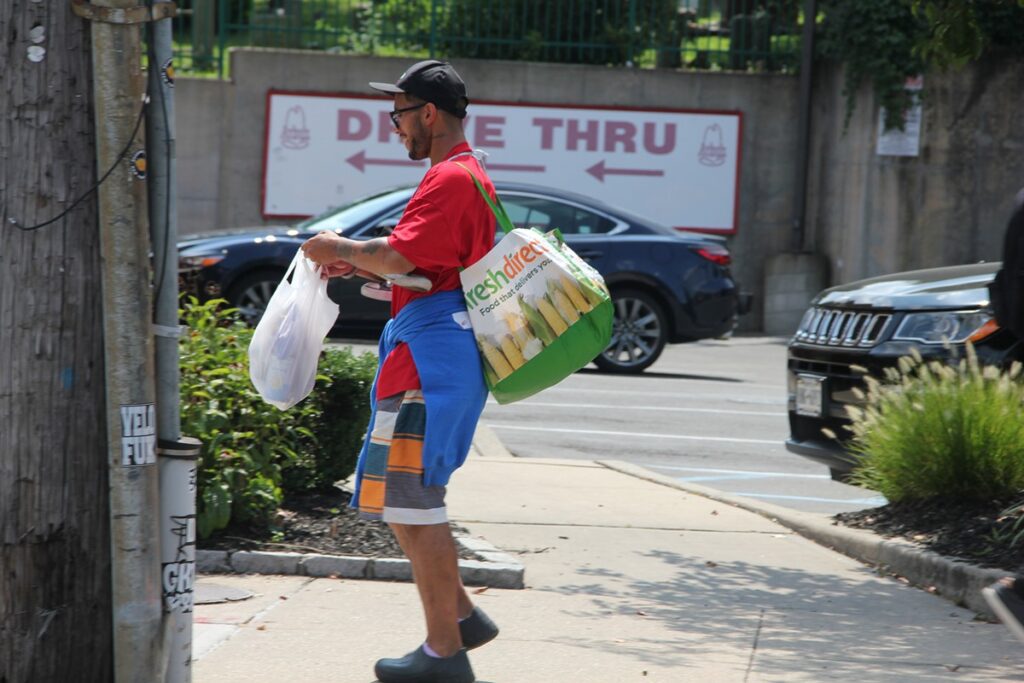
left=172, top=0, right=801, bottom=78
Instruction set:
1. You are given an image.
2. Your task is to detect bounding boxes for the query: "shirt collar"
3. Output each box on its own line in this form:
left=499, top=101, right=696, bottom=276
left=442, top=142, right=472, bottom=161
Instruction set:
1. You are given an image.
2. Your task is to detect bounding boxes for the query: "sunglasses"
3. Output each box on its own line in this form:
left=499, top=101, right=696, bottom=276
left=389, top=102, right=428, bottom=128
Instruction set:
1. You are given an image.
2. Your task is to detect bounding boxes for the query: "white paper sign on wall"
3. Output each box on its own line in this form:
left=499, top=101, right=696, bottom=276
left=263, top=91, right=742, bottom=233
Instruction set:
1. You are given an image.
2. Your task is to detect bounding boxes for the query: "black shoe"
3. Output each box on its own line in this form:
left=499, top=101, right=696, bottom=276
left=374, top=646, right=475, bottom=683
left=983, top=578, right=1024, bottom=645
left=460, top=606, right=499, bottom=650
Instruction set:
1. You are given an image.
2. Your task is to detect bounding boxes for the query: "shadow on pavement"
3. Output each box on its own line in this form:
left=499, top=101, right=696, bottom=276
left=577, top=367, right=744, bottom=383
left=546, top=549, right=1019, bottom=678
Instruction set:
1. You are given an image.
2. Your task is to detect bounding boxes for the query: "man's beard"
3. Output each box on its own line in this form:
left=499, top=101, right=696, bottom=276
left=405, top=127, right=429, bottom=161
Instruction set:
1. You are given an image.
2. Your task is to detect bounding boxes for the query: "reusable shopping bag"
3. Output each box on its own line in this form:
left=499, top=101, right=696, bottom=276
left=456, top=163, right=613, bottom=404
left=248, top=252, right=339, bottom=410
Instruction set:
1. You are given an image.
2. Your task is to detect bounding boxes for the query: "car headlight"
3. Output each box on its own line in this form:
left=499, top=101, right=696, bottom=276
left=178, top=253, right=225, bottom=271
left=892, top=311, right=994, bottom=344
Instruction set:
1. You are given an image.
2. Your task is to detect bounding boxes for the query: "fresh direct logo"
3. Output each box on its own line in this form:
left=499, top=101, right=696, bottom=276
left=465, top=237, right=552, bottom=308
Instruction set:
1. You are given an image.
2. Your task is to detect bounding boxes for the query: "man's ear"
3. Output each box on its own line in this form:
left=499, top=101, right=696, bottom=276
left=423, top=101, right=438, bottom=126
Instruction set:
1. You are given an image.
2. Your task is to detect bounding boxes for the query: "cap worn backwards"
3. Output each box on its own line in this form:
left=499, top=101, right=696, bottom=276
left=369, top=60, right=469, bottom=119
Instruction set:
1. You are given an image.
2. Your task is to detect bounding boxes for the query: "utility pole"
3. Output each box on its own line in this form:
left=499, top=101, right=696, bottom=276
left=0, top=2, right=113, bottom=681
left=83, top=0, right=168, bottom=679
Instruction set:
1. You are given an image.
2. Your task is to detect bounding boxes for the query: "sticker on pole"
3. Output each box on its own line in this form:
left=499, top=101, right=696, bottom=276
left=120, top=403, right=156, bottom=465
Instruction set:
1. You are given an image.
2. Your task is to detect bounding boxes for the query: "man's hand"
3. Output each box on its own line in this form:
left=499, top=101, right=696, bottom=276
left=320, top=261, right=357, bottom=279
left=318, top=262, right=383, bottom=282
left=301, top=231, right=345, bottom=267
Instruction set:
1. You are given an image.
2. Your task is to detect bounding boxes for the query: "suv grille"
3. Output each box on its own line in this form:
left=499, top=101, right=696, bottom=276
left=793, top=307, right=892, bottom=348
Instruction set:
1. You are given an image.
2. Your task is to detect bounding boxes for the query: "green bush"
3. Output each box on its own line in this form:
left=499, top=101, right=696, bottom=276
left=179, top=298, right=377, bottom=537
left=281, top=345, right=378, bottom=495
left=846, top=346, right=1024, bottom=502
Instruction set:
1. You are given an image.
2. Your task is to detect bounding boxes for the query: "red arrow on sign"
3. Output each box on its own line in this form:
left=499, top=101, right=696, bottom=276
left=487, top=163, right=546, bottom=173
left=585, top=160, right=664, bottom=183
left=346, top=150, right=425, bottom=173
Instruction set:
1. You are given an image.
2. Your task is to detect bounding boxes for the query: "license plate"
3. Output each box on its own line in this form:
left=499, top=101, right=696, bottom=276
left=795, top=374, right=825, bottom=417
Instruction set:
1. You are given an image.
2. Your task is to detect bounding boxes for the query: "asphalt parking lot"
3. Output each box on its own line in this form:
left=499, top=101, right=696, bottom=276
left=332, top=334, right=886, bottom=515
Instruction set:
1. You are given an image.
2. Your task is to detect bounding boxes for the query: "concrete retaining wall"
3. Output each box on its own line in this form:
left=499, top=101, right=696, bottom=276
left=805, top=59, right=1024, bottom=285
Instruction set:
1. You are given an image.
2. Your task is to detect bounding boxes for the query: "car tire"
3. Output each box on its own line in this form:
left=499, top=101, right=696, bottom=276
left=226, top=269, right=285, bottom=326
left=829, top=467, right=853, bottom=483
left=593, top=288, right=668, bottom=374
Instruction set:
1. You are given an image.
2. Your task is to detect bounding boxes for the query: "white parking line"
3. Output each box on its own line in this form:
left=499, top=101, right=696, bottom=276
left=488, top=424, right=779, bottom=445
left=544, top=385, right=785, bottom=398
left=730, top=491, right=888, bottom=506
left=485, top=400, right=783, bottom=417
left=653, top=465, right=829, bottom=482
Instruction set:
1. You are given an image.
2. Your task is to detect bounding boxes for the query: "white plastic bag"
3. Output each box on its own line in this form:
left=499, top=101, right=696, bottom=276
left=248, top=252, right=339, bottom=410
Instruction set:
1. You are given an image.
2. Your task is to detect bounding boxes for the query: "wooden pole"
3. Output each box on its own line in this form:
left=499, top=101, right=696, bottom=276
left=0, top=2, right=113, bottom=680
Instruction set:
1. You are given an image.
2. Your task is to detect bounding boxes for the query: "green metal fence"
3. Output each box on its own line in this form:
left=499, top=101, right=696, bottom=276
left=173, top=0, right=802, bottom=78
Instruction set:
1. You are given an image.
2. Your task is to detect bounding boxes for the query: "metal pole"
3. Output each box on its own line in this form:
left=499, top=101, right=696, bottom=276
left=791, top=0, right=817, bottom=253
left=217, top=0, right=226, bottom=78
left=628, top=0, right=637, bottom=66
left=429, top=0, right=438, bottom=59
left=87, top=1, right=164, bottom=681
left=158, top=438, right=201, bottom=683
left=147, top=4, right=197, bottom=681
left=148, top=3, right=179, bottom=450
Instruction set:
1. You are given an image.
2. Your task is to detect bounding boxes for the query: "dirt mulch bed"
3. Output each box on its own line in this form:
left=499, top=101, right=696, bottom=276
left=833, top=495, right=1024, bottom=574
left=198, top=489, right=479, bottom=560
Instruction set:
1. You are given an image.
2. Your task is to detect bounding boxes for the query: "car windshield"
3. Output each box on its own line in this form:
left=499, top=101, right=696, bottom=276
left=296, top=188, right=413, bottom=234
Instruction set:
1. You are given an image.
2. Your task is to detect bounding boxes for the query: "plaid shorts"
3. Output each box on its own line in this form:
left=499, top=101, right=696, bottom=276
left=355, top=390, right=448, bottom=525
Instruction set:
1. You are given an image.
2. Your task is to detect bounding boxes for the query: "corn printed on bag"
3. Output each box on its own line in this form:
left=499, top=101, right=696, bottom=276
left=456, top=164, right=613, bottom=404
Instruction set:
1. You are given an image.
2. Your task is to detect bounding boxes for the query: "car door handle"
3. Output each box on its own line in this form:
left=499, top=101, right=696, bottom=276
left=574, top=249, right=603, bottom=259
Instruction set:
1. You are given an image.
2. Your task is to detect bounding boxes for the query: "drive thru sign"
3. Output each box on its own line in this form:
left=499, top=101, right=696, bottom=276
left=263, top=91, right=742, bottom=233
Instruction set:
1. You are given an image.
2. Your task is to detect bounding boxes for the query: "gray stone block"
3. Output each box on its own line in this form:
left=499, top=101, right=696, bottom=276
left=456, top=534, right=525, bottom=572
left=458, top=560, right=525, bottom=589
left=196, top=550, right=231, bottom=573
left=455, top=536, right=498, bottom=554
left=230, top=551, right=303, bottom=575
left=299, top=554, right=370, bottom=579
left=370, top=558, right=413, bottom=581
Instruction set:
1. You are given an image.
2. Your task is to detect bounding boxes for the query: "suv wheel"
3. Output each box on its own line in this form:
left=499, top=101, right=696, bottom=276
left=593, top=288, right=668, bottom=373
left=227, top=269, right=284, bottom=326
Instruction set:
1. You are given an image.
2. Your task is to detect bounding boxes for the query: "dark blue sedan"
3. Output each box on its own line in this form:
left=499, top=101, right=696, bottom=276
left=178, top=182, right=745, bottom=373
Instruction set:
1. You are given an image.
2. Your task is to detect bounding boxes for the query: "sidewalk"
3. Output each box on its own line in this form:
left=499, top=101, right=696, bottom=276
left=193, top=431, right=1024, bottom=682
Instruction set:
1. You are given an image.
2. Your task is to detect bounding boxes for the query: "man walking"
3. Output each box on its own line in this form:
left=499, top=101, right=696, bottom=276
left=301, top=60, right=498, bottom=683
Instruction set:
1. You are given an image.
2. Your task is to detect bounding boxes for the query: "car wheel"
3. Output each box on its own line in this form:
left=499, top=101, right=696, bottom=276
left=829, top=467, right=853, bottom=483
left=226, top=269, right=285, bottom=326
left=593, top=288, right=668, bottom=373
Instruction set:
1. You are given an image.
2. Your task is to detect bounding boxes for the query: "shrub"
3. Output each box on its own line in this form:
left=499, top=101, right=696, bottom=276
left=846, top=346, right=1024, bottom=502
left=179, top=298, right=377, bottom=537
left=281, top=345, right=378, bottom=495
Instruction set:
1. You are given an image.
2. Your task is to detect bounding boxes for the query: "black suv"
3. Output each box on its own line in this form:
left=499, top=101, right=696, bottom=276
left=786, top=262, right=1023, bottom=480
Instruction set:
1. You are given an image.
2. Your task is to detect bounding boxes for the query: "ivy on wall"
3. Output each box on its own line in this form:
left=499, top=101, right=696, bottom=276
left=817, top=0, right=926, bottom=131
left=818, top=0, right=1024, bottom=131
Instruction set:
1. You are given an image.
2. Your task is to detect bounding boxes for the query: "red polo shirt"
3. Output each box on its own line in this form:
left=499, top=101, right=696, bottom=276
left=375, top=142, right=496, bottom=398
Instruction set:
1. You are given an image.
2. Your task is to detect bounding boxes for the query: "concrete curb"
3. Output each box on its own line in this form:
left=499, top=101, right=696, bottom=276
left=471, top=422, right=516, bottom=459
left=598, top=460, right=1006, bottom=619
left=196, top=531, right=525, bottom=589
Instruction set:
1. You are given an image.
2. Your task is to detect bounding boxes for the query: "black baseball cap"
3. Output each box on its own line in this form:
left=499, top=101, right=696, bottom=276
left=369, top=60, right=469, bottom=119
